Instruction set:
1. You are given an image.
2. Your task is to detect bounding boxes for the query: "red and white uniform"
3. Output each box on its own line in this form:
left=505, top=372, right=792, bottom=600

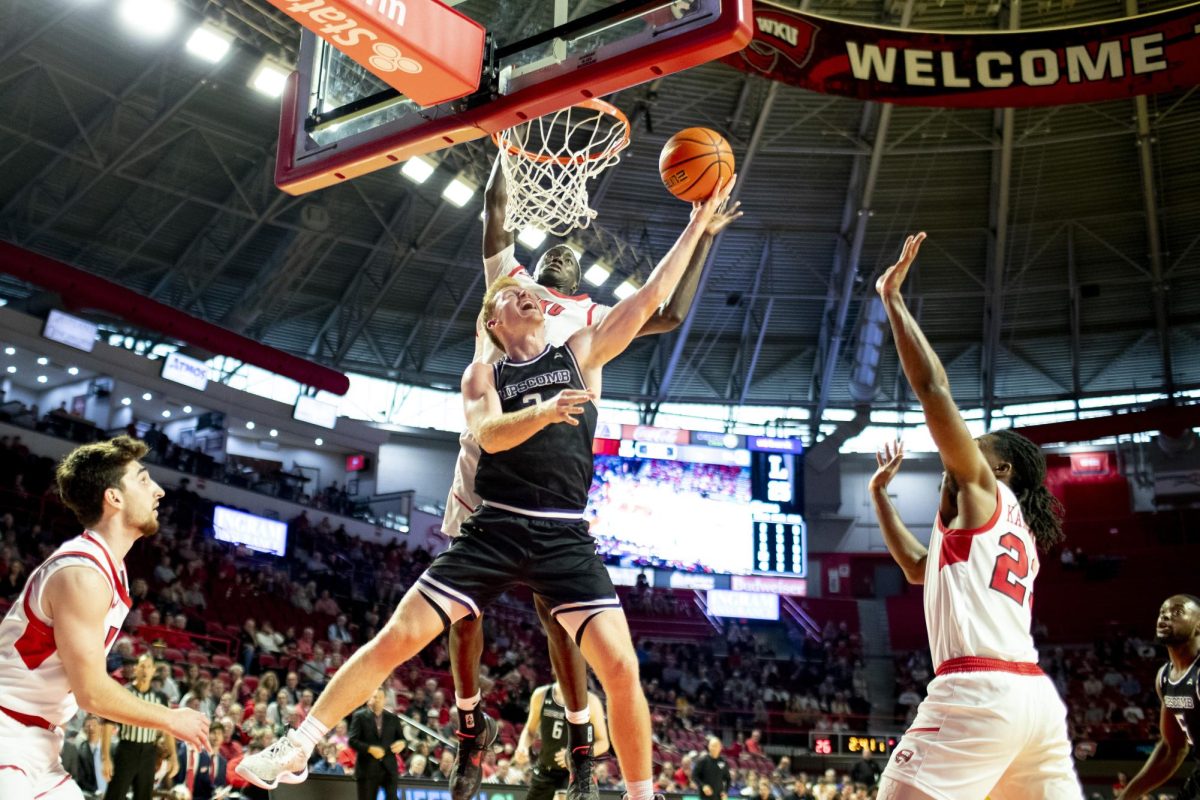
left=0, top=531, right=131, bottom=800
left=442, top=244, right=610, bottom=537
left=882, top=482, right=1083, bottom=800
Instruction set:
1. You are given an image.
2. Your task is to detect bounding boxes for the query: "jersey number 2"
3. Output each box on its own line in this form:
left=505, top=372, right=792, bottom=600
left=989, top=533, right=1030, bottom=606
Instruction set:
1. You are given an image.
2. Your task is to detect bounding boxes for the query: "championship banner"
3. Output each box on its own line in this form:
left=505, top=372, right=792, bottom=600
left=721, top=0, right=1200, bottom=107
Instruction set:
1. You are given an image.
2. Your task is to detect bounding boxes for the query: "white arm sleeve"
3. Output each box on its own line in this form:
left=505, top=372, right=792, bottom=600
left=483, top=243, right=522, bottom=285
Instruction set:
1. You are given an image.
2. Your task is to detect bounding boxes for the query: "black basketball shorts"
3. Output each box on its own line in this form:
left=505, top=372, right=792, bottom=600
left=527, top=766, right=571, bottom=800
left=416, top=506, right=620, bottom=641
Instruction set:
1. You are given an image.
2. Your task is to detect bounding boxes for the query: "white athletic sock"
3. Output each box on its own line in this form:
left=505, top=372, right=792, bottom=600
left=456, top=692, right=481, bottom=711
left=565, top=707, right=590, bottom=725
left=289, top=715, right=329, bottom=757
left=627, top=778, right=654, bottom=800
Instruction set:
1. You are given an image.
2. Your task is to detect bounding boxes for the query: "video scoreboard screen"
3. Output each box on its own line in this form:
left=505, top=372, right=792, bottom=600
left=587, top=425, right=806, bottom=576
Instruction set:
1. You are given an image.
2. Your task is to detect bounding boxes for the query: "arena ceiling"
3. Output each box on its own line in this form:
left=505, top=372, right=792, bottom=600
left=0, top=0, right=1197, bottom=435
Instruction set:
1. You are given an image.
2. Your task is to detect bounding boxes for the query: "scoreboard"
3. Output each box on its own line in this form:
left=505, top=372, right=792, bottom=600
left=808, top=733, right=898, bottom=756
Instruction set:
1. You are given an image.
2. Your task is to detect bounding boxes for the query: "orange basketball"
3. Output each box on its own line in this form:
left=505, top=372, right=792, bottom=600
left=658, top=127, right=735, bottom=202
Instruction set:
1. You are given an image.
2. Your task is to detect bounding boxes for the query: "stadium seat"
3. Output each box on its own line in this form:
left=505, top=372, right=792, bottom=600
left=211, top=654, right=233, bottom=669
left=162, top=648, right=184, bottom=664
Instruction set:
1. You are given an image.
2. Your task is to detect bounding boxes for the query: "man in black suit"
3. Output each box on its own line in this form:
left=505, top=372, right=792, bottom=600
left=349, top=687, right=406, bottom=800
left=178, top=726, right=228, bottom=800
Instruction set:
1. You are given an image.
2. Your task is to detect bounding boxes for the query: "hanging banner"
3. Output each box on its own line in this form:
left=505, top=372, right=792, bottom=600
left=721, top=0, right=1200, bottom=107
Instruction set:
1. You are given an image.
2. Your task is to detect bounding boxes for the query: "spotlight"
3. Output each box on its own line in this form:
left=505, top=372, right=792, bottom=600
left=185, top=22, right=233, bottom=63
left=249, top=58, right=290, bottom=98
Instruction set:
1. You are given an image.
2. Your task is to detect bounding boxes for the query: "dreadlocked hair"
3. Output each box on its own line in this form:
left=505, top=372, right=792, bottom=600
left=987, top=429, right=1064, bottom=550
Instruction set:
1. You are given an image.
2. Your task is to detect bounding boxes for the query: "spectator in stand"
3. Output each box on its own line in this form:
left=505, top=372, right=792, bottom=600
left=157, top=663, right=181, bottom=706
left=408, top=753, right=431, bottom=780
left=153, top=554, right=177, bottom=585
left=255, top=621, right=284, bottom=655
left=266, top=690, right=293, bottom=734
left=744, top=729, right=764, bottom=755
left=432, top=750, right=454, bottom=782
left=314, top=589, right=340, bottom=616
left=312, top=742, right=345, bottom=775
left=283, top=672, right=301, bottom=705
left=328, top=614, right=353, bottom=645
left=239, top=619, right=259, bottom=672
left=0, top=558, right=27, bottom=601
left=295, top=627, right=316, bottom=660
left=694, top=736, right=732, bottom=800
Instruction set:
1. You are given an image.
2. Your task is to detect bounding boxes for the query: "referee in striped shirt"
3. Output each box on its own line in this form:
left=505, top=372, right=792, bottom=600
left=104, top=653, right=172, bottom=800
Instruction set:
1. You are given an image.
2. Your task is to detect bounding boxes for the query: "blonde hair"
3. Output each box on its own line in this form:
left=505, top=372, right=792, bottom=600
left=479, top=275, right=522, bottom=352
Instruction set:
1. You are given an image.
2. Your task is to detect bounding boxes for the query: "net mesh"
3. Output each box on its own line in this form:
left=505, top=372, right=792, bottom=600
left=494, top=101, right=630, bottom=238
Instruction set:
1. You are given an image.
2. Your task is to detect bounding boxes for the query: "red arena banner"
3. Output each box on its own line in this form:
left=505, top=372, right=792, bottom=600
left=721, top=0, right=1200, bottom=106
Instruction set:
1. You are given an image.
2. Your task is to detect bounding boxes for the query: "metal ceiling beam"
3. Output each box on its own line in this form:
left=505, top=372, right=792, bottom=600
left=0, top=54, right=170, bottom=222
left=306, top=195, right=414, bottom=358
left=1066, top=226, right=1082, bottom=401
left=809, top=0, right=915, bottom=441
left=21, top=61, right=218, bottom=247
left=1128, top=0, right=1175, bottom=398
left=654, top=79, right=779, bottom=405
left=0, top=5, right=76, bottom=71
left=740, top=298, right=775, bottom=407
left=726, top=239, right=770, bottom=400
left=981, top=0, right=1019, bottom=429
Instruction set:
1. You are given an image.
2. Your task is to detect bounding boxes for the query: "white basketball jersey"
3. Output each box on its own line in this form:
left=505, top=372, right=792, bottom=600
left=443, top=244, right=610, bottom=536
left=0, top=531, right=131, bottom=726
left=923, top=481, right=1041, bottom=668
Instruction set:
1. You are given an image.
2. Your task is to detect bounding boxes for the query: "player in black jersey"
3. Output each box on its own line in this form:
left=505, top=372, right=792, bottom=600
left=233, top=175, right=737, bottom=795
left=1119, top=594, right=1200, bottom=800
left=515, top=678, right=610, bottom=800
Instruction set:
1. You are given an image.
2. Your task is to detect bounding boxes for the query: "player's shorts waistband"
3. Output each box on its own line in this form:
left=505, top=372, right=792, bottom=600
left=935, top=656, right=1044, bottom=676
left=0, top=704, right=56, bottom=731
left=480, top=500, right=585, bottom=520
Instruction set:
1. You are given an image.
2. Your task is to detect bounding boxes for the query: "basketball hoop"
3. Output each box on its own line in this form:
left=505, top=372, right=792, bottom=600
left=492, top=98, right=631, bottom=238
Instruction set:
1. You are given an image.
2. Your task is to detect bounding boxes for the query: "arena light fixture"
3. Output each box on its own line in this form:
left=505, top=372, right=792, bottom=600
left=183, top=405, right=193, bottom=413
left=441, top=174, right=477, bottom=208
left=162, top=409, right=171, bottom=418
left=613, top=278, right=639, bottom=300
left=142, top=392, right=153, bottom=401
left=400, top=154, right=437, bottom=184
left=314, top=438, right=324, bottom=446
left=583, top=261, right=612, bottom=287
left=37, top=357, right=49, bottom=365
left=121, top=397, right=132, bottom=406
left=249, top=58, right=290, bottom=98
left=269, top=428, right=278, bottom=437
left=118, top=0, right=180, bottom=40
left=67, top=366, right=79, bottom=376
left=6, top=366, right=16, bottom=374
left=245, top=421, right=256, bottom=430
left=185, top=22, right=233, bottom=63
left=517, top=226, right=548, bottom=249
left=3, top=347, right=13, bottom=356
left=37, top=375, right=48, bottom=383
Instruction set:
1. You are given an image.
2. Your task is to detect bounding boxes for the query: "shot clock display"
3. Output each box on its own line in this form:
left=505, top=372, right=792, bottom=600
left=808, top=733, right=898, bottom=756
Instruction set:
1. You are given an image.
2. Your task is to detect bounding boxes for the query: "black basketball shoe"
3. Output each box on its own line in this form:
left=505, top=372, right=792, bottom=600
left=449, top=710, right=498, bottom=800
left=567, top=744, right=599, bottom=800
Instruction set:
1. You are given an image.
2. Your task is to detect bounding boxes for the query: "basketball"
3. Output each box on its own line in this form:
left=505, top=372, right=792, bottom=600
left=658, top=127, right=735, bottom=202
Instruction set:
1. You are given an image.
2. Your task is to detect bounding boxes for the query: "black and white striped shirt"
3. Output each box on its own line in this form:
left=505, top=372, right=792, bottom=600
left=117, top=685, right=168, bottom=744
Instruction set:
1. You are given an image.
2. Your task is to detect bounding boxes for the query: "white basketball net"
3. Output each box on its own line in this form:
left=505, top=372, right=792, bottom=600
left=494, top=100, right=630, bottom=238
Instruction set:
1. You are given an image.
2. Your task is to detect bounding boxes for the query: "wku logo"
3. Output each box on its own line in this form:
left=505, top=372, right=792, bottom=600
left=538, top=299, right=566, bottom=317
left=738, top=11, right=819, bottom=76
left=893, top=749, right=914, bottom=765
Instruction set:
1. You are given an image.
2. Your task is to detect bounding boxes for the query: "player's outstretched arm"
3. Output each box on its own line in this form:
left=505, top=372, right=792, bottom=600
left=588, top=691, right=611, bottom=757
left=869, top=440, right=927, bottom=584
left=514, top=686, right=546, bottom=766
left=575, top=177, right=736, bottom=369
left=638, top=199, right=743, bottom=336
left=45, top=566, right=211, bottom=752
left=1118, top=690, right=1189, bottom=799
left=877, top=234, right=995, bottom=496
left=463, top=362, right=593, bottom=453
left=483, top=155, right=516, bottom=263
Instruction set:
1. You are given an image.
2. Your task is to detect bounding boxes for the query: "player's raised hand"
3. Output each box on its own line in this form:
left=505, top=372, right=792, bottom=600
left=703, top=198, right=743, bottom=236
left=691, top=173, right=738, bottom=225
left=869, top=439, right=905, bottom=492
left=876, top=232, right=926, bottom=299
left=168, top=707, right=211, bottom=752
left=541, top=389, right=594, bottom=426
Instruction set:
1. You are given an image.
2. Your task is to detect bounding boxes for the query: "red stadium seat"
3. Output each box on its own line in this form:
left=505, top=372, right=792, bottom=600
left=162, top=648, right=184, bottom=664
left=258, top=654, right=278, bottom=670
left=187, top=651, right=210, bottom=667
left=242, top=676, right=259, bottom=693
left=211, top=654, right=233, bottom=670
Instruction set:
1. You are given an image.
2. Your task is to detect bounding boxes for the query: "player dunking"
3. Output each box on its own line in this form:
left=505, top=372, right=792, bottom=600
left=515, top=674, right=610, bottom=800
left=1117, top=595, right=1200, bottom=800
left=444, top=154, right=739, bottom=800
left=0, top=436, right=209, bottom=800
left=869, top=233, right=1083, bottom=800
left=236, top=176, right=737, bottom=793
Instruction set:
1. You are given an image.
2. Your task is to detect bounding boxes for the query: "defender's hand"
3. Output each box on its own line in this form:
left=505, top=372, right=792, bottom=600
left=876, top=232, right=926, bottom=299
left=869, top=439, right=905, bottom=492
